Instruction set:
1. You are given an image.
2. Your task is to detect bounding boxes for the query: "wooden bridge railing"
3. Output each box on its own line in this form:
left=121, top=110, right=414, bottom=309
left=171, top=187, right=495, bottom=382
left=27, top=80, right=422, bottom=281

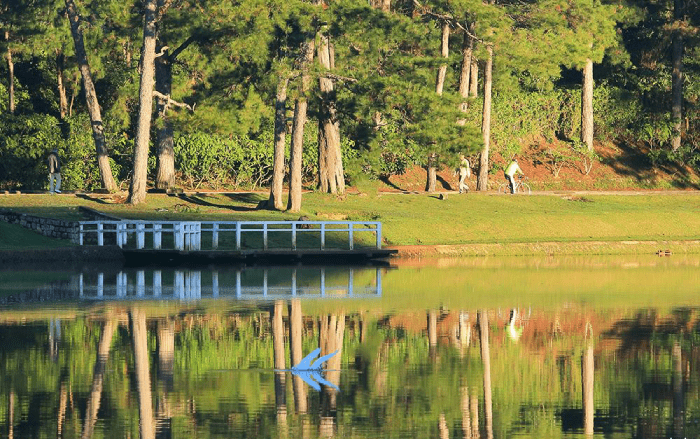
left=78, top=220, right=383, bottom=251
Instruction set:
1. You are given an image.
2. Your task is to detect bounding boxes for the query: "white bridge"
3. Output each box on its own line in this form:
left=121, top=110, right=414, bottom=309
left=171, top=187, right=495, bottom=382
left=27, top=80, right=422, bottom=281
left=78, top=220, right=383, bottom=252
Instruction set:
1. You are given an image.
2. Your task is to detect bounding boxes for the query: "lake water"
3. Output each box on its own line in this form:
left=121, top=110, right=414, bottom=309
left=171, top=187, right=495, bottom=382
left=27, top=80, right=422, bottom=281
left=1, top=255, right=699, bottom=438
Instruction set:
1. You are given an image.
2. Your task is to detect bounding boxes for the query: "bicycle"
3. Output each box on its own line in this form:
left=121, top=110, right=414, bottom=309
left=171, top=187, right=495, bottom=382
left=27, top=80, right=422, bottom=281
left=498, top=175, right=531, bottom=195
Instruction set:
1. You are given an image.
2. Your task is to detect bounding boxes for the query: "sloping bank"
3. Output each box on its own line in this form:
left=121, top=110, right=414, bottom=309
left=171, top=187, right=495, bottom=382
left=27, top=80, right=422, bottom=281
left=389, top=240, right=700, bottom=258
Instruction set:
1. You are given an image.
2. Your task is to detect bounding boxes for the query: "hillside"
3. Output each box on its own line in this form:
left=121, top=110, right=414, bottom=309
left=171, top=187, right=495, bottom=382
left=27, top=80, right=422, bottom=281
left=379, top=140, right=700, bottom=193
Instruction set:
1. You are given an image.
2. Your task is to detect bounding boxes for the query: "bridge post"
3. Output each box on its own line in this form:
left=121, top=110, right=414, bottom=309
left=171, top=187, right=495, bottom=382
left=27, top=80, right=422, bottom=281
left=212, top=223, right=219, bottom=249
left=136, top=223, right=145, bottom=249
left=348, top=223, right=354, bottom=250
left=376, top=222, right=382, bottom=249
left=153, top=224, right=162, bottom=250
left=291, top=223, right=297, bottom=250
left=263, top=223, right=268, bottom=250
left=320, top=223, right=325, bottom=250
left=79, top=223, right=84, bottom=245
left=174, top=223, right=183, bottom=251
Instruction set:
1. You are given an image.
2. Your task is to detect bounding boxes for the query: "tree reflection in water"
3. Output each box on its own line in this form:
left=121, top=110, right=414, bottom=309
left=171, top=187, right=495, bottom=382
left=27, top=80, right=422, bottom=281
left=3, top=301, right=700, bottom=438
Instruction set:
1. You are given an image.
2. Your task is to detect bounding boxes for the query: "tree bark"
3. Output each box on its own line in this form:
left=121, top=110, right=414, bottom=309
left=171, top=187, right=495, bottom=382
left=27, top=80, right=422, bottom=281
left=65, top=0, right=117, bottom=191
left=5, top=31, right=14, bottom=114
left=671, top=0, right=684, bottom=151
left=269, top=75, right=289, bottom=210
left=458, top=29, right=473, bottom=112
left=155, top=45, right=175, bottom=191
left=477, top=45, right=493, bottom=191
left=56, top=50, right=69, bottom=119
left=435, top=22, right=449, bottom=95
left=426, top=153, right=437, bottom=192
left=581, top=58, right=594, bottom=151
left=287, top=40, right=314, bottom=213
left=469, top=52, right=478, bottom=97
left=128, top=0, right=159, bottom=205
left=317, top=34, right=345, bottom=195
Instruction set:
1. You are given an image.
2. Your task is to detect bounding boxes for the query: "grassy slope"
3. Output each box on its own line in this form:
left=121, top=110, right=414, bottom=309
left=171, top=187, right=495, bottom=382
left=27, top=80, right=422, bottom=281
left=0, top=221, right=75, bottom=249
left=1, top=191, right=700, bottom=251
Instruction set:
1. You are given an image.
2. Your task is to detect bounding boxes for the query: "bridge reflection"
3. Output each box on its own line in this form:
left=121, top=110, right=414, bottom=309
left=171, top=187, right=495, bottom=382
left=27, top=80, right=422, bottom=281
left=77, top=266, right=383, bottom=300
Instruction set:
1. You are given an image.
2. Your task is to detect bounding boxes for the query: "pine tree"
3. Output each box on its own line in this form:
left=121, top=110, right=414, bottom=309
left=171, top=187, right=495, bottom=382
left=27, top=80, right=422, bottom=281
left=64, top=0, right=117, bottom=191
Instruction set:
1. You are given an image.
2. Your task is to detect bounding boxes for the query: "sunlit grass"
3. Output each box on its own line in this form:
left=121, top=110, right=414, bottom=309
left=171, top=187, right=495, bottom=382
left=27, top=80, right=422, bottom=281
left=2, top=191, right=700, bottom=250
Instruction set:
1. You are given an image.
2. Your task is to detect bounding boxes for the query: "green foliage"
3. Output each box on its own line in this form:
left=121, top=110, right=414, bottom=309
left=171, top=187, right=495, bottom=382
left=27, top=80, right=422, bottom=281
left=0, top=113, right=63, bottom=190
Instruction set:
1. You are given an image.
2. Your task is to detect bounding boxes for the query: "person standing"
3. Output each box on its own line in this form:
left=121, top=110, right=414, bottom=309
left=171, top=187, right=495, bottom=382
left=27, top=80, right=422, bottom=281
left=504, top=158, right=523, bottom=194
left=458, top=154, right=471, bottom=194
left=48, top=148, right=62, bottom=194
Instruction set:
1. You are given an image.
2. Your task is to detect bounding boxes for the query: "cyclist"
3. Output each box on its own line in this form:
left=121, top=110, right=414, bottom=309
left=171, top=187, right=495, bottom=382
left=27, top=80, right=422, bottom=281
left=504, top=158, right=524, bottom=194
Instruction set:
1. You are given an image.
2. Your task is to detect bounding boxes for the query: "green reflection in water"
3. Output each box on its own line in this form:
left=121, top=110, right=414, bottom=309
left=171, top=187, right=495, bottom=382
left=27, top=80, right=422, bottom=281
left=0, top=256, right=699, bottom=438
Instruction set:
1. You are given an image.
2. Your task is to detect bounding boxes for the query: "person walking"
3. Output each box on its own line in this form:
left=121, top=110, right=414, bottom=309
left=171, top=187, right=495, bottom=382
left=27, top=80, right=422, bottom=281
left=48, top=148, right=62, bottom=194
left=458, top=154, right=471, bottom=194
left=504, top=157, right=524, bottom=194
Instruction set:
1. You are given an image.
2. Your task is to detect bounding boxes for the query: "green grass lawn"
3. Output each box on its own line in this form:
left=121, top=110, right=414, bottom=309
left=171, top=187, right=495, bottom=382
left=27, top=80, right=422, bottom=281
left=0, top=221, right=75, bottom=250
left=2, top=191, right=700, bottom=250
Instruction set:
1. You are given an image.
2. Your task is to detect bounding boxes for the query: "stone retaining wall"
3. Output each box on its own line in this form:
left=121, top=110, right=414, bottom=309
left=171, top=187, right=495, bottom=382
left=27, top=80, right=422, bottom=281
left=0, top=210, right=80, bottom=243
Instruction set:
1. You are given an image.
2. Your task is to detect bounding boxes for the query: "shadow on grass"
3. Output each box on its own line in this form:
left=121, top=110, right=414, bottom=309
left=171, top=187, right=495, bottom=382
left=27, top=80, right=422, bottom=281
left=379, top=176, right=404, bottom=192
left=175, top=193, right=261, bottom=212
left=76, top=194, right=112, bottom=204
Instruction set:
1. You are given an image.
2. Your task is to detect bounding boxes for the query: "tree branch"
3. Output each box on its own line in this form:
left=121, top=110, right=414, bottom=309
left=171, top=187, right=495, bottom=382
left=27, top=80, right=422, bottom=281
left=153, top=90, right=195, bottom=113
left=412, top=0, right=483, bottom=42
left=323, top=73, right=358, bottom=83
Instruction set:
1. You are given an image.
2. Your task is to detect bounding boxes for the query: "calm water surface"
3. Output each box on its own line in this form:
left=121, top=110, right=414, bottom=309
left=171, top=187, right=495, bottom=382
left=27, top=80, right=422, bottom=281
left=1, top=255, right=700, bottom=438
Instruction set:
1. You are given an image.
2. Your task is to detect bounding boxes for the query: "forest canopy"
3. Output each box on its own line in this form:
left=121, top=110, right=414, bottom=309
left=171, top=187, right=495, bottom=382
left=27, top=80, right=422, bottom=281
left=0, top=0, right=698, bottom=206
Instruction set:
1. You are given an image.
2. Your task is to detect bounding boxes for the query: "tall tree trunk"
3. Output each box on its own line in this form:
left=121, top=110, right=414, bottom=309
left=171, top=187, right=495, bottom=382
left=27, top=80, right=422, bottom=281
left=128, top=0, right=159, bottom=205
left=5, top=32, right=14, bottom=114
left=426, top=23, right=450, bottom=193
left=458, top=29, right=473, bottom=112
left=269, top=75, right=290, bottom=210
left=435, top=22, right=449, bottom=95
left=477, top=45, right=493, bottom=191
left=56, top=51, right=69, bottom=119
left=671, top=0, right=684, bottom=151
left=469, top=53, right=478, bottom=97
left=317, top=34, right=344, bottom=195
left=287, top=40, right=314, bottom=213
left=154, top=45, right=175, bottom=191
left=426, top=153, right=437, bottom=192
left=65, top=0, right=117, bottom=191
left=581, top=58, right=594, bottom=151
